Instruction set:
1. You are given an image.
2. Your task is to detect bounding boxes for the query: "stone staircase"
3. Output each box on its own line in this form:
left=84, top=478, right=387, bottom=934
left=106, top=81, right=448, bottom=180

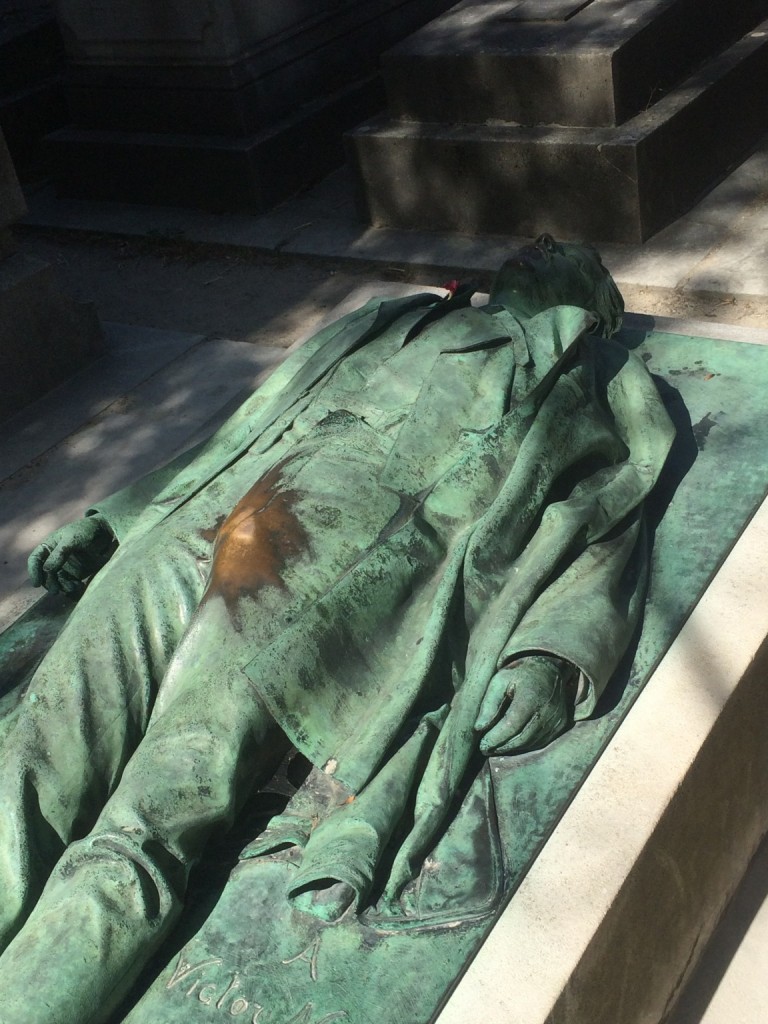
left=44, top=0, right=463, bottom=212
left=347, top=0, right=768, bottom=242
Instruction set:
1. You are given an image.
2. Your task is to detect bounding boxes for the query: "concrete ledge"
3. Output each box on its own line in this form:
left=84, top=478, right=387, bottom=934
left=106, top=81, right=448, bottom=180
left=437, top=471, right=768, bottom=1023
left=382, top=0, right=768, bottom=127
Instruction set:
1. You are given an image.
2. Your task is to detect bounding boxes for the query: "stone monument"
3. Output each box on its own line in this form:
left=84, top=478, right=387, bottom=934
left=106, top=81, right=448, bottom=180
left=45, top=0, right=461, bottom=210
left=0, top=126, right=101, bottom=420
left=3, top=246, right=768, bottom=1023
left=347, top=0, right=768, bottom=241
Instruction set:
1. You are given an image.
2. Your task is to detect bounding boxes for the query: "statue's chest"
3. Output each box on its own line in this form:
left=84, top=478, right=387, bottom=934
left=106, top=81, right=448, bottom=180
left=314, top=328, right=445, bottom=433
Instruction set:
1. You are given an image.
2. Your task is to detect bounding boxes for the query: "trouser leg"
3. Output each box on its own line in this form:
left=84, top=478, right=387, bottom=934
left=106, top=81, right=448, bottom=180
left=0, top=532, right=206, bottom=951
left=0, top=596, right=288, bottom=1024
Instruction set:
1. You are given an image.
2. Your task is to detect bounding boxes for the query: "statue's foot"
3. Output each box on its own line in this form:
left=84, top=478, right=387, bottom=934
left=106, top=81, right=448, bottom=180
left=292, top=881, right=356, bottom=922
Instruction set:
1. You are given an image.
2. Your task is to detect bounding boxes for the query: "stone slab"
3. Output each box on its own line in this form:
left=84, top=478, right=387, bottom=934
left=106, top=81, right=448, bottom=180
left=382, top=0, right=768, bottom=127
left=681, top=198, right=768, bottom=298
left=348, top=19, right=768, bottom=242
left=3, top=289, right=768, bottom=1022
left=0, top=321, right=206, bottom=484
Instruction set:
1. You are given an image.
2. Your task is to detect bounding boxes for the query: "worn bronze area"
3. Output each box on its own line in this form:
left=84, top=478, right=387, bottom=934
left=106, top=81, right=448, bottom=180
left=203, top=460, right=310, bottom=621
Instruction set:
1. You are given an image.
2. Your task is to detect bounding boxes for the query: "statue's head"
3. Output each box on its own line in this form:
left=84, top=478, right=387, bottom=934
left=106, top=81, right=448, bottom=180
left=489, top=234, right=624, bottom=337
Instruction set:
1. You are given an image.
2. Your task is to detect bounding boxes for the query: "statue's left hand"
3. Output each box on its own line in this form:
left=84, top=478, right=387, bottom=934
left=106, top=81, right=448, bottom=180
left=27, top=515, right=116, bottom=596
left=474, top=655, right=577, bottom=756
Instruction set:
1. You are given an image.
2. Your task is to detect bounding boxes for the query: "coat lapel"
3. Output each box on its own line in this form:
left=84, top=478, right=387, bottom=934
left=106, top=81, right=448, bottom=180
left=378, top=304, right=596, bottom=496
left=143, top=293, right=445, bottom=527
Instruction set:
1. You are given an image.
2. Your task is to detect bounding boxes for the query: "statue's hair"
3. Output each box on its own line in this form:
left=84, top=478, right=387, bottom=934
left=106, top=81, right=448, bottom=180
left=562, top=242, right=625, bottom=338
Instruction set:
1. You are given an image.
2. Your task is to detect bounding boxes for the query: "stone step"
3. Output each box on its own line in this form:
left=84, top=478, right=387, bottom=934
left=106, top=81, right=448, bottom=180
left=380, top=0, right=768, bottom=128
left=61, top=0, right=461, bottom=136
left=347, top=19, right=768, bottom=243
left=46, top=75, right=384, bottom=212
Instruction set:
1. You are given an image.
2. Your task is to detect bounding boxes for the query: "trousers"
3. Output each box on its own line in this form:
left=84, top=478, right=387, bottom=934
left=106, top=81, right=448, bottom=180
left=0, top=420, right=400, bottom=1024
left=0, top=498, right=291, bottom=1023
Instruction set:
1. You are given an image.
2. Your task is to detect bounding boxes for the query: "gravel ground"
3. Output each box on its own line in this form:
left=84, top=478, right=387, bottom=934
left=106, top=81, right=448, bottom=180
left=17, top=230, right=460, bottom=348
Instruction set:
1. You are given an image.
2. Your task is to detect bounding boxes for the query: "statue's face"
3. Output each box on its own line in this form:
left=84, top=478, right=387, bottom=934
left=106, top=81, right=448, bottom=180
left=490, top=234, right=611, bottom=320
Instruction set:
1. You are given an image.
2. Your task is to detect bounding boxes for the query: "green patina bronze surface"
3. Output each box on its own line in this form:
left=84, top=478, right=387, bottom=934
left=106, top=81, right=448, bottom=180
left=110, top=325, right=768, bottom=1024
left=0, top=239, right=764, bottom=1024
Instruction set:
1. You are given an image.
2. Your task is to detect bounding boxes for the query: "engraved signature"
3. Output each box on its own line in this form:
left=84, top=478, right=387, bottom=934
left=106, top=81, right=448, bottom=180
left=281, top=937, right=321, bottom=982
left=166, top=952, right=347, bottom=1024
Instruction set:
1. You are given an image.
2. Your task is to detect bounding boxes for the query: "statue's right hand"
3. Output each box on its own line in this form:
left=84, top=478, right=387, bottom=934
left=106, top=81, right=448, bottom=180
left=27, top=516, right=116, bottom=595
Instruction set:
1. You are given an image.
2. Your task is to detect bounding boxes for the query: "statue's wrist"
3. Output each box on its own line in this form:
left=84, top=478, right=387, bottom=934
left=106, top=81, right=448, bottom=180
left=86, top=511, right=115, bottom=540
left=501, top=653, right=580, bottom=700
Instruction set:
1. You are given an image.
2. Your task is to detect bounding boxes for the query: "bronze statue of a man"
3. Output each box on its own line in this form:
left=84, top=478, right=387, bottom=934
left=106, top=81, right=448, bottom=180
left=0, top=236, right=674, bottom=1024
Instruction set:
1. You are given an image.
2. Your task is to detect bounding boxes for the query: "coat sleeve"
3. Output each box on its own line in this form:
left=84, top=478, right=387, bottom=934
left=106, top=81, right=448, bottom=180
left=86, top=438, right=210, bottom=542
left=497, top=338, right=676, bottom=715
left=498, top=506, right=648, bottom=716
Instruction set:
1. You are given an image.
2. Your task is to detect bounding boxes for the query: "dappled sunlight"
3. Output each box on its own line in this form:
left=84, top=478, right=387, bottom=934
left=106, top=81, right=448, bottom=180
left=0, top=331, right=295, bottom=630
left=240, top=272, right=379, bottom=348
left=680, top=195, right=768, bottom=299
left=1, top=3, right=767, bottom=1020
